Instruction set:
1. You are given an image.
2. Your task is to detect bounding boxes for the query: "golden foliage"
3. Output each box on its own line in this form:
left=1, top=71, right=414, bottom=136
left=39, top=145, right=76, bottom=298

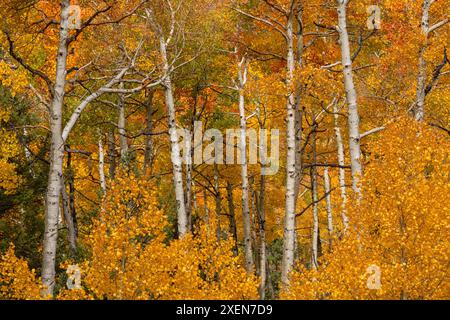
left=283, top=118, right=450, bottom=300
left=0, top=245, right=43, bottom=300
left=62, top=174, right=259, bottom=300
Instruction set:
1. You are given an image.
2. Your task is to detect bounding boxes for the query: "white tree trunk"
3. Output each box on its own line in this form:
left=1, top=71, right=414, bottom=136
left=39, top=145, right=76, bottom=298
left=337, top=0, right=362, bottom=196
left=310, top=124, right=319, bottom=270
left=294, top=2, right=304, bottom=207
left=41, top=0, right=70, bottom=296
left=324, top=167, right=333, bottom=250
left=237, top=57, right=254, bottom=275
left=185, top=156, right=193, bottom=232
left=281, top=11, right=297, bottom=285
left=159, top=37, right=187, bottom=236
left=333, top=103, right=349, bottom=229
left=258, top=175, right=267, bottom=300
left=415, top=0, right=431, bottom=121
left=98, top=137, right=106, bottom=193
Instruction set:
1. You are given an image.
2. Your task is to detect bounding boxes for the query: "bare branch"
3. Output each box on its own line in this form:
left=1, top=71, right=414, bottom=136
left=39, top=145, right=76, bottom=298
left=360, top=126, right=385, bottom=139
left=4, top=29, right=54, bottom=96
left=231, top=6, right=288, bottom=40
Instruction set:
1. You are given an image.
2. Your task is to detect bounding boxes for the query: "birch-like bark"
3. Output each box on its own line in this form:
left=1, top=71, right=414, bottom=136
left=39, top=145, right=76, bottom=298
left=185, top=155, right=193, bottom=232
left=98, top=137, right=106, bottom=193
left=333, top=103, right=349, bottom=229
left=145, top=4, right=188, bottom=236
left=324, top=167, right=333, bottom=250
left=337, top=0, right=362, bottom=196
left=294, top=2, right=303, bottom=204
left=414, top=1, right=431, bottom=121
left=258, top=174, right=267, bottom=300
left=165, top=78, right=188, bottom=236
left=258, top=118, right=268, bottom=299
left=41, top=0, right=70, bottom=296
left=310, top=122, right=319, bottom=270
left=413, top=0, right=450, bottom=121
left=250, top=185, right=260, bottom=277
left=159, top=38, right=188, bottom=236
left=192, top=180, right=198, bottom=215
left=237, top=57, right=254, bottom=274
left=281, top=9, right=297, bottom=285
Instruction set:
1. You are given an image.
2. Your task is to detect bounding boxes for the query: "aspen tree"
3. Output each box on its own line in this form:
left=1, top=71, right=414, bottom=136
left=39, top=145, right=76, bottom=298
left=336, top=0, right=362, bottom=196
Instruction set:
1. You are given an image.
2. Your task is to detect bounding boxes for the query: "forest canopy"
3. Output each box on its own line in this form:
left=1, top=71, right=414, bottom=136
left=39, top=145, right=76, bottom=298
left=0, top=0, right=448, bottom=300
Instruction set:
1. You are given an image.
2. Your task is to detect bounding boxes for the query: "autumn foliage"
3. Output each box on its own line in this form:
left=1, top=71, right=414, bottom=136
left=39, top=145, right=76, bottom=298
left=283, top=118, right=450, bottom=299
left=0, top=0, right=449, bottom=300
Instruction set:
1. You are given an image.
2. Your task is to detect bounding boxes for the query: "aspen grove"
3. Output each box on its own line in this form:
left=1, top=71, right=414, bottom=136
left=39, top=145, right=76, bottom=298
left=0, top=0, right=449, bottom=300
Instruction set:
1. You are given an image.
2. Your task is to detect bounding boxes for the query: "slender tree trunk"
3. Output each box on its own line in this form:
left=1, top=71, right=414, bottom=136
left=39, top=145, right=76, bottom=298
left=185, top=114, right=195, bottom=232
left=333, top=103, right=349, bottom=229
left=237, top=57, right=254, bottom=275
left=324, top=167, right=333, bottom=250
left=337, top=0, right=362, bottom=196
left=118, top=89, right=128, bottom=163
left=66, top=152, right=78, bottom=243
left=415, top=0, right=432, bottom=121
left=281, top=11, right=297, bottom=285
left=226, top=182, right=239, bottom=256
left=249, top=181, right=260, bottom=275
left=98, top=137, right=106, bottom=193
left=185, top=158, right=193, bottom=232
left=310, top=122, right=319, bottom=270
left=258, top=174, right=267, bottom=300
left=192, top=180, right=198, bottom=215
left=143, top=88, right=155, bottom=171
left=294, top=1, right=304, bottom=204
left=159, top=38, right=187, bottom=237
left=258, top=118, right=268, bottom=299
left=41, top=0, right=70, bottom=296
left=250, top=186, right=260, bottom=276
